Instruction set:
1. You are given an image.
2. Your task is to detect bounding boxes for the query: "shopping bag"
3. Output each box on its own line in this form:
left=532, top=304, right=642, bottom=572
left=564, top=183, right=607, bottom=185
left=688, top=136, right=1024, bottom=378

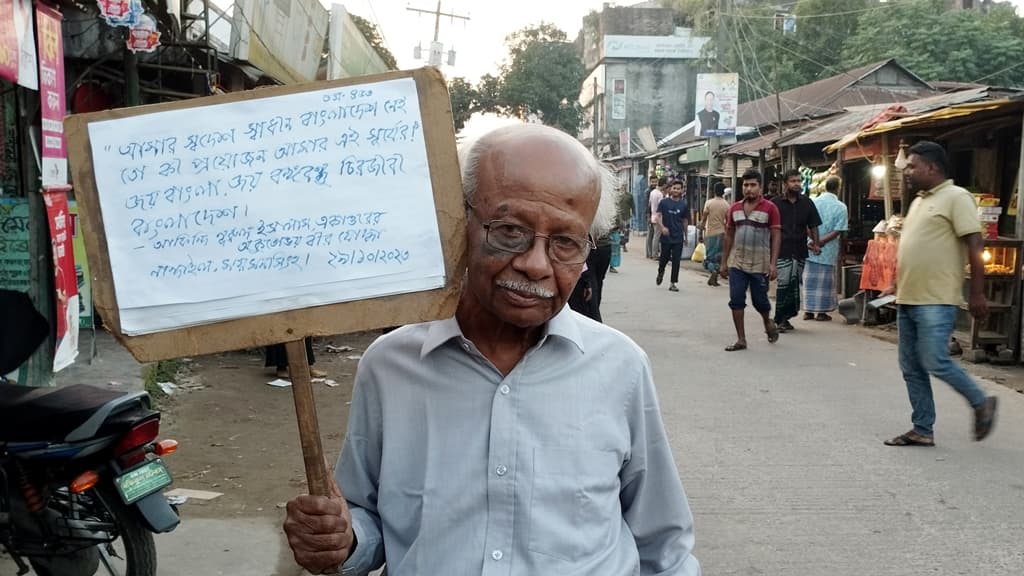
left=690, top=241, right=706, bottom=263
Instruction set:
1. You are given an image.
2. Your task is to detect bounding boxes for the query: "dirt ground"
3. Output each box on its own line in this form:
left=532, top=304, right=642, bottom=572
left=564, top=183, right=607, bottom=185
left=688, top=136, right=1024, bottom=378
left=156, top=332, right=381, bottom=521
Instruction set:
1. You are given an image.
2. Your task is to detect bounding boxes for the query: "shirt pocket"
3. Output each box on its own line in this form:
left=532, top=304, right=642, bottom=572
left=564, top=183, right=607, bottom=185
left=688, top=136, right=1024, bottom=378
left=528, top=446, right=621, bottom=562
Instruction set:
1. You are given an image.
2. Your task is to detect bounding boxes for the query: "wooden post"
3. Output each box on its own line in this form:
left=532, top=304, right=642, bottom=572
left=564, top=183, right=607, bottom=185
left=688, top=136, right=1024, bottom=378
left=285, top=339, right=331, bottom=497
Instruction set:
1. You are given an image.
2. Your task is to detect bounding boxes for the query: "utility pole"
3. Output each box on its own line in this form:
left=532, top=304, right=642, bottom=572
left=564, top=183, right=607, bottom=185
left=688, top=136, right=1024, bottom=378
left=706, top=0, right=725, bottom=213
left=407, top=1, right=470, bottom=67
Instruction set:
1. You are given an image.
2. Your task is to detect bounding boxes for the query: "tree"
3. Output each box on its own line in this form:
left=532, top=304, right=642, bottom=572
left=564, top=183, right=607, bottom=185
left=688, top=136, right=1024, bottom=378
left=474, top=23, right=586, bottom=134
left=349, top=14, right=398, bottom=70
left=448, top=77, right=476, bottom=132
left=842, top=0, right=1024, bottom=87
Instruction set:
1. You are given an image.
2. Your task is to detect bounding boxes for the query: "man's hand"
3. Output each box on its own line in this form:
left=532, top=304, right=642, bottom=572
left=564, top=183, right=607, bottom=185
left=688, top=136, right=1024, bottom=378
left=880, top=285, right=897, bottom=297
left=284, top=475, right=354, bottom=575
left=584, top=286, right=593, bottom=302
left=660, top=226, right=670, bottom=236
left=969, top=291, right=989, bottom=320
left=768, top=264, right=778, bottom=281
left=810, top=244, right=821, bottom=256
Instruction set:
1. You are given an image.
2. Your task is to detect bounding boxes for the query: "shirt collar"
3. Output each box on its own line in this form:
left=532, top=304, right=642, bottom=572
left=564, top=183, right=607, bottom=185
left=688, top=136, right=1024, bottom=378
left=420, top=305, right=585, bottom=359
left=918, top=179, right=953, bottom=198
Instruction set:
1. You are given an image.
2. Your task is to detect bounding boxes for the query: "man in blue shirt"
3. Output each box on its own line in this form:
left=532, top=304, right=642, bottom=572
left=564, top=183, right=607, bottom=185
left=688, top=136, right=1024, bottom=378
left=283, top=124, right=700, bottom=576
left=655, top=179, right=689, bottom=292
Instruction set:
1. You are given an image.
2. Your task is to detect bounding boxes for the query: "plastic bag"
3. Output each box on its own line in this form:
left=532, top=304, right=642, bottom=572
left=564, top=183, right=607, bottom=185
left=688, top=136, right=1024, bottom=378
left=690, top=242, right=706, bottom=263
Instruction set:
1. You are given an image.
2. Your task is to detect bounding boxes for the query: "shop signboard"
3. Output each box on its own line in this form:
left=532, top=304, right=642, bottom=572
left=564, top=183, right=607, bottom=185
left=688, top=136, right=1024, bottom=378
left=0, top=197, right=30, bottom=292
left=36, top=3, right=67, bottom=187
left=327, top=4, right=389, bottom=79
left=68, top=200, right=93, bottom=328
left=43, top=188, right=78, bottom=371
left=0, top=0, right=18, bottom=84
left=230, top=0, right=328, bottom=84
left=603, top=34, right=706, bottom=60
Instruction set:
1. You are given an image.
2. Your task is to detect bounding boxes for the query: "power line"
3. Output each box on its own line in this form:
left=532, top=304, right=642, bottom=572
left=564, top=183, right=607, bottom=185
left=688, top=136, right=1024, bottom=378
left=722, top=3, right=898, bottom=20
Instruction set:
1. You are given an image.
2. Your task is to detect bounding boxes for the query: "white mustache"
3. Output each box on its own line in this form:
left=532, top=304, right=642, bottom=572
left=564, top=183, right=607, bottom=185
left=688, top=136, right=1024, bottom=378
left=496, top=279, right=555, bottom=299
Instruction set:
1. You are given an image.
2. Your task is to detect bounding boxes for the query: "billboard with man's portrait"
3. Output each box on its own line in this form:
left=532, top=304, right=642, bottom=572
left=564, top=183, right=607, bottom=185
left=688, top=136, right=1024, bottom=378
left=694, top=73, right=739, bottom=138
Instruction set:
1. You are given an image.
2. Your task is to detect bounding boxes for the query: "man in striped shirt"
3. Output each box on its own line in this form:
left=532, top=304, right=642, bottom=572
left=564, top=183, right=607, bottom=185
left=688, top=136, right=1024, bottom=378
left=720, top=168, right=782, bottom=351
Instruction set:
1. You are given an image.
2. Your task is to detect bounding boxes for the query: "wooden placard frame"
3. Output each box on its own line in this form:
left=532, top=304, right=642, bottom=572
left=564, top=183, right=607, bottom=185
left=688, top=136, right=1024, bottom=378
left=65, top=68, right=466, bottom=363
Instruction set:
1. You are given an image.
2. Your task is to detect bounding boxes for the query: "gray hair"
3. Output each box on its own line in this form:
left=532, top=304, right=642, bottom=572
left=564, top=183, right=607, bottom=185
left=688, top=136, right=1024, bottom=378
left=457, top=127, right=615, bottom=238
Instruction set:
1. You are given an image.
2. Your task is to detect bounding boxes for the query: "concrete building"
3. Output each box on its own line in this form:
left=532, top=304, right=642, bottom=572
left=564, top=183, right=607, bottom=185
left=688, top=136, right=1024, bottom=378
left=576, top=3, right=709, bottom=158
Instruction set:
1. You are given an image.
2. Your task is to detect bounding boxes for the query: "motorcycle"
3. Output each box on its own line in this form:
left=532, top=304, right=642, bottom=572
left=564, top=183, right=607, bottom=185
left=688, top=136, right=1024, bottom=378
left=0, top=289, right=180, bottom=575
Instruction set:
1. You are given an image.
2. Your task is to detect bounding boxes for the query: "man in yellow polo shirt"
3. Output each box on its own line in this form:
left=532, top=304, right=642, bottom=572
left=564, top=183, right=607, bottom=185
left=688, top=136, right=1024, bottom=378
left=882, top=141, right=997, bottom=447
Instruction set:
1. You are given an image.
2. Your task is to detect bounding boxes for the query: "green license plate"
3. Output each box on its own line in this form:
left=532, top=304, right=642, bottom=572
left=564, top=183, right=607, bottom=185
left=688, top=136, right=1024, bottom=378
left=114, top=459, right=172, bottom=504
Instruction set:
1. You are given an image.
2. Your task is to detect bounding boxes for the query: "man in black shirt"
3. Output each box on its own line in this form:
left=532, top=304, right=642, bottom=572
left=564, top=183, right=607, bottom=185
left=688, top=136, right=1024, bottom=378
left=772, top=169, right=821, bottom=332
left=696, top=91, right=720, bottom=137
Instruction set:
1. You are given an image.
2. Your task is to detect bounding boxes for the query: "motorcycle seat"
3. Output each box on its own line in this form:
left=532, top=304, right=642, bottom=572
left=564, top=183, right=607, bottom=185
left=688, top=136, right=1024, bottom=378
left=0, top=383, right=149, bottom=443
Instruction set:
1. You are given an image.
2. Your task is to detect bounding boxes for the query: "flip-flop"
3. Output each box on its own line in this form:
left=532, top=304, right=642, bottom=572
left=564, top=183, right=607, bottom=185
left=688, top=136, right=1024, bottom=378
left=815, top=314, right=833, bottom=321
left=883, top=432, right=935, bottom=447
left=724, top=342, right=747, bottom=352
left=766, top=321, right=780, bottom=344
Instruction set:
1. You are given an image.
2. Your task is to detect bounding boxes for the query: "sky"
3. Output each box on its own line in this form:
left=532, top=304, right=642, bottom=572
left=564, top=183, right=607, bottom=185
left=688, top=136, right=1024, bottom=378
left=325, top=0, right=611, bottom=82
left=331, top=0, right=1024, bottom=84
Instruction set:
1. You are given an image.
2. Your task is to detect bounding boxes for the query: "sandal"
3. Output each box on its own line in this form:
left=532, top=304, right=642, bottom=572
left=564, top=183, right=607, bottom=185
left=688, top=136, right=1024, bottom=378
left=766, top=321, right=780, bottom=344
left=883, top=431, right=935, bottom=447
left=724, top=342, right=747, bottom=352
left=815, top=313, right=833, bottom=322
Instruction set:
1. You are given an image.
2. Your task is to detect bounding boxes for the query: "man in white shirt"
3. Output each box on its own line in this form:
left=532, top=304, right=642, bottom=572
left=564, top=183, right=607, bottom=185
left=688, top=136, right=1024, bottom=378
left=647, top=177, right=666, bottom=260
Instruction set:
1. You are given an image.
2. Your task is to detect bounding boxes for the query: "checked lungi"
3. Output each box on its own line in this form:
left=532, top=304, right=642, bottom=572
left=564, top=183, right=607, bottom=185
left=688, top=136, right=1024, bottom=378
left=802, top=260, right=837, bottom=313
left=774, top=257, right=805, bottom=323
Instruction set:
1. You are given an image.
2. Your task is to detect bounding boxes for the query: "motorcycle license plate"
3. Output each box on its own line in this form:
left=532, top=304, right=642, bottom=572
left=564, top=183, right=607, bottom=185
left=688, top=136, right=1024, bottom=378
left=114, top=459, right=172, bottom=504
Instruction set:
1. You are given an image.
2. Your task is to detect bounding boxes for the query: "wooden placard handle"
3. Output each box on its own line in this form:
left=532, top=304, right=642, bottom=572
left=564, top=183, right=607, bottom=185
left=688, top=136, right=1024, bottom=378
left=285, top=339, right=331, bottom=497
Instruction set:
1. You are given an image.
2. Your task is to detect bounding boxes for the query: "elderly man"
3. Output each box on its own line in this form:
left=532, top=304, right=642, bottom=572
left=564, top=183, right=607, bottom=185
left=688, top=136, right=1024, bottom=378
left=283, top=124, right=701, bottom=576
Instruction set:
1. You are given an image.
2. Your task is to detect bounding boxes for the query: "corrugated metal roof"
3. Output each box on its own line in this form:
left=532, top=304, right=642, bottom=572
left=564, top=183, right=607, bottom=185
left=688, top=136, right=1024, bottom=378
left=825, top=98, right=1024, bottom=153
left=736, top=59, right=934, bottom=129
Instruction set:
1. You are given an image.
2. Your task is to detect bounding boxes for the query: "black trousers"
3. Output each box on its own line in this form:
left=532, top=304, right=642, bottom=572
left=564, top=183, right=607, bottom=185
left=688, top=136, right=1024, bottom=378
left=658, top=241, right=683, bottom=283
left=265, top=338, right=315, bottom=370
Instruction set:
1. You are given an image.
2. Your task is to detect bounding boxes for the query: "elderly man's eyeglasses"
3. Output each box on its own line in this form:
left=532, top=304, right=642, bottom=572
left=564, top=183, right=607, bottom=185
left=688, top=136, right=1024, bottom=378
left=466, top=206, right=594, bottom=264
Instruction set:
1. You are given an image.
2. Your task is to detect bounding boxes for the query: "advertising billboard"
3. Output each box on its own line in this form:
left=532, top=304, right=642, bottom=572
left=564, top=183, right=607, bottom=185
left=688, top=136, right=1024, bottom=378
left=694, top=73, right=739, bottom=138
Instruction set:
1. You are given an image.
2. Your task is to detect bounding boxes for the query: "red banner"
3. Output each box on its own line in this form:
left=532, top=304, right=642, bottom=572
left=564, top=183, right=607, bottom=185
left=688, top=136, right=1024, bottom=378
left=44, top=187, right=78, bottom=371
left=36, top=2, right=66, bottom=187
left=0, top=0, right=18, bottom=83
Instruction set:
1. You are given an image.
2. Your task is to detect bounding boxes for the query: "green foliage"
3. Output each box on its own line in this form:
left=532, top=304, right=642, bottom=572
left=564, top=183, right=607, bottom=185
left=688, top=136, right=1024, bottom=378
left=499, top=38, right=585, bottom=133
left=842, top=0, right=1024, bottom=87
left=349, top=13, right=398, bottom=71
left=445, top=23, right=585, bottom=134
left=662, top=0, right=1024, bottom=103
left=448, top=77, right=476, bottom=132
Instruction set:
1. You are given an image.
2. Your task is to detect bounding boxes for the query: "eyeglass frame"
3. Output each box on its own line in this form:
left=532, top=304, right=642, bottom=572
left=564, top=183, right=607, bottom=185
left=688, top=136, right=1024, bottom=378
left=465, top=202, right=595, bottom=265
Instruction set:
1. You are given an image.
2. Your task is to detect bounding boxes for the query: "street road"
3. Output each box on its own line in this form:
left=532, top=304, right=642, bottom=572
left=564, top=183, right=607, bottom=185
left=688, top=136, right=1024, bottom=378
left=607, top=244, right=1024, bottom=575
left=4, top=241, right=1022, bottom=576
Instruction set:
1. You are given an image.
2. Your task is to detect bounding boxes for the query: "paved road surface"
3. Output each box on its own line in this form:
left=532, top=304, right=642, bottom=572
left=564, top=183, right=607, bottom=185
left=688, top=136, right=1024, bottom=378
left=4, top=241, right=1022, bottom=575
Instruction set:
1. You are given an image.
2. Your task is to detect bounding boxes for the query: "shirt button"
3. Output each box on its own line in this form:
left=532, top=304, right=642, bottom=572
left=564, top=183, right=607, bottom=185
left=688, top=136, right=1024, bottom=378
left=499, top=384, right=510, bottom=395
left=495, top=464, right=507, bottom=476
left=491, top=550, right=503, bottom=561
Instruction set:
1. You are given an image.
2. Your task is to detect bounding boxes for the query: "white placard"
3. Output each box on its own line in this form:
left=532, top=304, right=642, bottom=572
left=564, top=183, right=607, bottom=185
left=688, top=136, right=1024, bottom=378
left=87, top=77, right=446, bottom=335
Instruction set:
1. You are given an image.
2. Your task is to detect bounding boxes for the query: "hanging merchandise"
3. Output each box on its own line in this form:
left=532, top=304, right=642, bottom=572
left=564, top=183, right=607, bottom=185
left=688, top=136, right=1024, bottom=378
left=97, top=0, right=144, bottom=27
left=126, top=13, right=160, bottom=53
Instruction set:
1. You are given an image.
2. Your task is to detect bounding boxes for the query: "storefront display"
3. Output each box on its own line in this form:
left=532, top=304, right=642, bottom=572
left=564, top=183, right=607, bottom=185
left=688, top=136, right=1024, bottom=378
left=956, top=238, right=1022, bottom=363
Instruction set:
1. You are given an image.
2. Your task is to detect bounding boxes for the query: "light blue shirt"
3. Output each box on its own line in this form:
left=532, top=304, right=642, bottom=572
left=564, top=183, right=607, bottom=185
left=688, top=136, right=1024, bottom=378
left=808, top=192, right=849, bottom=266
left=337, top=307, right=700, bottom=576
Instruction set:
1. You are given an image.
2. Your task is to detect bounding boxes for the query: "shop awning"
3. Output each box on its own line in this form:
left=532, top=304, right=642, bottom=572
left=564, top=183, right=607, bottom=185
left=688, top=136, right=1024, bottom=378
left=825, top=98, right=1024, bottom=154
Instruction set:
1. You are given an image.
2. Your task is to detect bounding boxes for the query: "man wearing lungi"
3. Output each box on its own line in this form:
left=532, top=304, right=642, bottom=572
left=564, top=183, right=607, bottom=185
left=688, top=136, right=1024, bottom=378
left=803, top=176, right=848, bottom=321
left=772, top=169, right=821, bottom=333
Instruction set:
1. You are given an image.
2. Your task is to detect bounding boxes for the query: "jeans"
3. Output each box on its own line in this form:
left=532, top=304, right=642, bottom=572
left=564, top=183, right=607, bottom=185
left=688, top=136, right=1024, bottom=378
left=728, top=268, right=771, bottom=313
left=898, top=304, right=987, bottom=436
left=658, top=241, right=683, bottom=284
